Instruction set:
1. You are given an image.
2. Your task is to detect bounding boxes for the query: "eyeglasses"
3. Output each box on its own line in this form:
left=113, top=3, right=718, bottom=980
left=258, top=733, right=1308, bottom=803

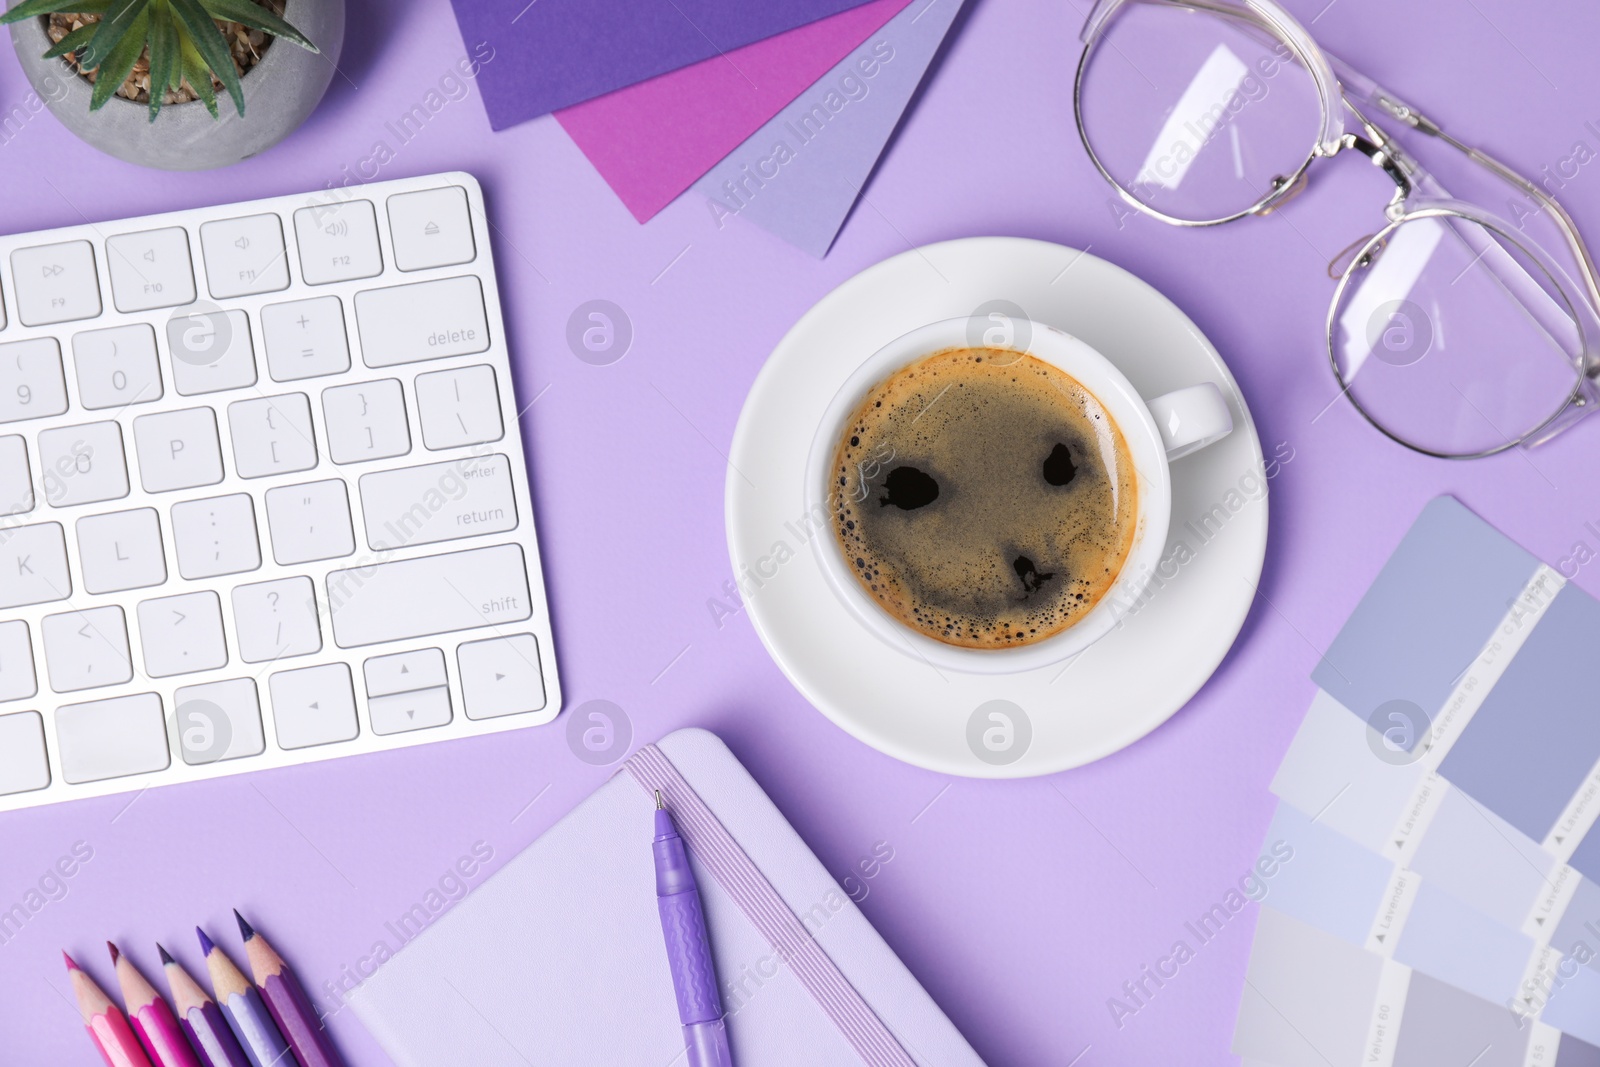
left=1073, top=0, right=1600, bottom=458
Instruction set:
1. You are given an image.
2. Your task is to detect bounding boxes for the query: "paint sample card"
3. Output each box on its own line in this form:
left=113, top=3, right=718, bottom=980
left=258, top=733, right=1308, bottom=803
left=1310, top=496, right=1600, bottom=883
left=692, top=0, right=965, bottom=257
left=1233, top=907, right=1600, bottom=1067
left=1273, top=690, right=1565, bottom=935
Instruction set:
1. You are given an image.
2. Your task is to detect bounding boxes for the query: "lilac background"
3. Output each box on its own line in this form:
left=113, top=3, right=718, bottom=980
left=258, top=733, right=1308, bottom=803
left=2, top=0, right=1600, bottom=1063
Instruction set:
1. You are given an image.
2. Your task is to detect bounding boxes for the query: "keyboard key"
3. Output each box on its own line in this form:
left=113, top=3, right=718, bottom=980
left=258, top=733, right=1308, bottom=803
left=38, top=421, right=129, bottom=507
left=264, top=480, right=354, bottom=565
left=174, top=678, right=265, bottom=765
left=11, top=240, right=101, bottom=325
left=138, top=591, right=227, bottom=678
left=0, top=711, right=49, bottom=795
left=293, top=201, right=383, bottom=285
left=458, top=634, right=546, bottom=720
left=73, top=324, right=163, bottom=410
left=55, top=693, right=169, bottom=784
left=416, top=364, right=504, bottom=449
left=232, top=576, right=321, bottom=663
left=328, top=543, right=531, bottom=648
left=200, top=213, right=291, bottom=298
left=228, top=393, right=317, bottom=477
left=261, top=296, right=351, bottom=381
left=387, top=186, right=476, bottom=271
left=269, top=663, right=358, bottom=749
left=0, top=435, right=33, bottom=514
left=322, top=379, right=409, bottom=463
left=77, top=507, right=167, bottom=593
left=364, top=648, right=447, bottom=697
left=105, top=226, right=196, bottom=312
left=42, top=606, right=132, bottom=693
left=167, top=308, right=256, bottom=395
left=354, top=276, right=489, bottom=367
left=0, top=522, right=71, bottom=608
left=360, top=453, right=517, bottom=550
left=0, top=621, right=38, bottom=702
left=133, top=407, right=225, bottom=492
left=370, top=686, right=452, bottom=735
left=171, top=493, right=260, bottom=579
left=0, top=338, right=69, bottom=423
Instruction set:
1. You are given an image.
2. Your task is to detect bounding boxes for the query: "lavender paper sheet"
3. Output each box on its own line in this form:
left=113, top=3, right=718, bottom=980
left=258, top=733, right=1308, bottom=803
left=692, top=0, right=966, bottom=257
left=447, top=0, right=880, bottom=128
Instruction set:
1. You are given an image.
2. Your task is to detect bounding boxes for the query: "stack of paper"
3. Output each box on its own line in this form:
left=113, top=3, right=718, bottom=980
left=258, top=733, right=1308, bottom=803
left=1236, top=496, right=1600, bottom=1066
left=447, top=0, right=967, bottom=254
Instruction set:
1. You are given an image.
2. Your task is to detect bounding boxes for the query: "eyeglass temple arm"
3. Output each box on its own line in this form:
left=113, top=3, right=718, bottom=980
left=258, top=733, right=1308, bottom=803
left=1098, top=0, right=1600, bottom=317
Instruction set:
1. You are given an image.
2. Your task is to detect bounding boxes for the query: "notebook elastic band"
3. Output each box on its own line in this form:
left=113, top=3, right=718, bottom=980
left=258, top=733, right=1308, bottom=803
left=625, top=744, right=918, bottom=1067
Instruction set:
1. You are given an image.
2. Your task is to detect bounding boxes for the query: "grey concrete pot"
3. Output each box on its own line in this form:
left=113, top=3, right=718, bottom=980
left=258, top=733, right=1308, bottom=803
left=8, top=0, right=344, bottom=170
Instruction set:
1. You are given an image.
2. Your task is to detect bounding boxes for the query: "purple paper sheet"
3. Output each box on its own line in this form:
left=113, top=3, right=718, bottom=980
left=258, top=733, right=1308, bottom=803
left=448, top=0, right=881, bottom=129
left=692, top=0, right=966, bottom=257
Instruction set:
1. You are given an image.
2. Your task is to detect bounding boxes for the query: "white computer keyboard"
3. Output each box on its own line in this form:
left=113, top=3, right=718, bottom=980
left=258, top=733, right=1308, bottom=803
left=0, top=172, right=561, bottom=813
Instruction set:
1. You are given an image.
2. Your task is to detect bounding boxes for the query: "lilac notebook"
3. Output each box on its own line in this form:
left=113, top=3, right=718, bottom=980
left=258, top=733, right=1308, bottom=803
left=448, top=0, right=881, bottom=127
left=347, top=729, right=982, bottom=1066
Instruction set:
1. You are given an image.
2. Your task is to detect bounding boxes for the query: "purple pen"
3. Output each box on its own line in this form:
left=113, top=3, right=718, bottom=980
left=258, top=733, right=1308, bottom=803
left=654, top=790, right=735, bottom=1067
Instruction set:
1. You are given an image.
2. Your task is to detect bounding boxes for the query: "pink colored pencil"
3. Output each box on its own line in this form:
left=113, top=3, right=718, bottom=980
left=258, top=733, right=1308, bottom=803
left=65, top=951, right=154, bottom=1067
left=236, top=912, right=347, bottom=1067
left=110, top=942, right=203, bottom=1067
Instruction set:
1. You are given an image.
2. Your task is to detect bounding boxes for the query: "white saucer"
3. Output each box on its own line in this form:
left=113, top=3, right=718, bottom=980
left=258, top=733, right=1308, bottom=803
left=726, top=238, right=1268, bottom=777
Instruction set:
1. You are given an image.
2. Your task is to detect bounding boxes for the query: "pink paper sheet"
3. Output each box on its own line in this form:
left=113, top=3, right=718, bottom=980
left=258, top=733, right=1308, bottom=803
left=555, top=0, right=913, bottom=223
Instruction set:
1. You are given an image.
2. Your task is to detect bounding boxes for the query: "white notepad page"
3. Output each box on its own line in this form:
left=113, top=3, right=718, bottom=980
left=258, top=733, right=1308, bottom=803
left=349, top=728, right=984, bottom=1066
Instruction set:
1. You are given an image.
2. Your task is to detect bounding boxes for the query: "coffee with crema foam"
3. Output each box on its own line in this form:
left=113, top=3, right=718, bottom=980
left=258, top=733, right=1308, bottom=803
left=828, top=347, right=1138, bottom=649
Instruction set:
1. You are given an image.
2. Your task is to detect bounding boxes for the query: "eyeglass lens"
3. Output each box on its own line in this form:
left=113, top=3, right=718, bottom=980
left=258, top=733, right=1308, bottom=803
left=1077, top=2, right=1324, bottom=224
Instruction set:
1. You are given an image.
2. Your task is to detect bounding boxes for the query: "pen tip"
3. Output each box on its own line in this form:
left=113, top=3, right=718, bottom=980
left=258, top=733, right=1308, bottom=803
left=655, top=789, right=664, bottom=810
left=234, top=910, right=255, bottom=942
left=196, top=927, right=215, bottom=956
left=157, top=944, right=175, bottom=966
left=63, top=951, right=79, bottom=972
left=107, top=941, right=120, bottom=965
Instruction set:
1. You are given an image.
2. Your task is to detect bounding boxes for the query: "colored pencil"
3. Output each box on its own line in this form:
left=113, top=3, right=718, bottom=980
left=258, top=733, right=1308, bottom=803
left=198, top=927, right=293, bottom=1067
left=159, top=944, right=253, bottom=1067
left=110, top=942, right=203, bottom=1067
left=236, top=912, right=347, bottom=1067
left=65, top=951, right=153, bottom=1067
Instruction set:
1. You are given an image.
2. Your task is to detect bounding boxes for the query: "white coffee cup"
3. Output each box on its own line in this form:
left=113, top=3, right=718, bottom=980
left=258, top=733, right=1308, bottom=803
left=805, top=317, right=1234, bottom=674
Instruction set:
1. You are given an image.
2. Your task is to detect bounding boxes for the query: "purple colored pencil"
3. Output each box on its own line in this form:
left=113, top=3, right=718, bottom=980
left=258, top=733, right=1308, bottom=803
left=198, top=927, right=292, bottom=1067
left=159, top=945, right=252, bottom=1067
left=237, top=912, right=347, bottom=1067
left=110, top=942, right=203, bottom=1067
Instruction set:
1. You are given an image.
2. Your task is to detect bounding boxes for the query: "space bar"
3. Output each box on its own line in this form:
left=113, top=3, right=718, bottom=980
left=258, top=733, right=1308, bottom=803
left=327, top=544, right=531, bottom=648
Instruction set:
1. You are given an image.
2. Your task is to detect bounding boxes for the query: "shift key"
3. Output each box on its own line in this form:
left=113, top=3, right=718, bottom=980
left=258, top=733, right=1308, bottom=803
left=355, top=276, right=489, bottom=367
left=327, top=543, right=530, bottom=647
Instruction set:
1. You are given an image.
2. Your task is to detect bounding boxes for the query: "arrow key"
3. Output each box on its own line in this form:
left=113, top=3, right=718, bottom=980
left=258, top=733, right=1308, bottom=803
left=458, top=633, right=545, bottom=721
left=369, top=685, right=452, bottom=736
left=364, top=648, right=445, bottom=698
left=269, top=662, right=358, bottom=749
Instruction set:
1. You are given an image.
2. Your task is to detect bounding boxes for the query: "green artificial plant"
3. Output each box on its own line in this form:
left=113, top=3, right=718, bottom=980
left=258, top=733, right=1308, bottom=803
left=0, top=0, right=317, bottom=120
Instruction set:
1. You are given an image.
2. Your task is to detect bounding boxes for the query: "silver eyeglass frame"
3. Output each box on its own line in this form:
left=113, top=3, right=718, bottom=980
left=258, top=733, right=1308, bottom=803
left=1073, top=0, right=1600, bottom=458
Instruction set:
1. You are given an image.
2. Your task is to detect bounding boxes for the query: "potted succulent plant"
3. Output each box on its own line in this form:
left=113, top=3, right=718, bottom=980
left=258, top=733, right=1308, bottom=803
left=3, top=0, right=344, bottom=170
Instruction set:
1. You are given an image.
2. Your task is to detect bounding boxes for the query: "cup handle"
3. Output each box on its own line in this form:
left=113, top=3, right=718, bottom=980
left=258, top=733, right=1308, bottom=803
left=1147, top=383, right=1234, bottom=460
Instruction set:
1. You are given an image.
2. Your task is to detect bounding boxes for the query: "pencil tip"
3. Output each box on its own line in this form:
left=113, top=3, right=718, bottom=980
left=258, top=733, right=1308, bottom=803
left=655, top=789, right=664, bottom=810
left=196, top=927, right=215, bottom=956
left=63, top=951, right=79, bottom=972
left=107, top=941, right=120, bottom=965
left=157, top=944, right=175, bottom=966
left=234, top=910, right=255, bottom=942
